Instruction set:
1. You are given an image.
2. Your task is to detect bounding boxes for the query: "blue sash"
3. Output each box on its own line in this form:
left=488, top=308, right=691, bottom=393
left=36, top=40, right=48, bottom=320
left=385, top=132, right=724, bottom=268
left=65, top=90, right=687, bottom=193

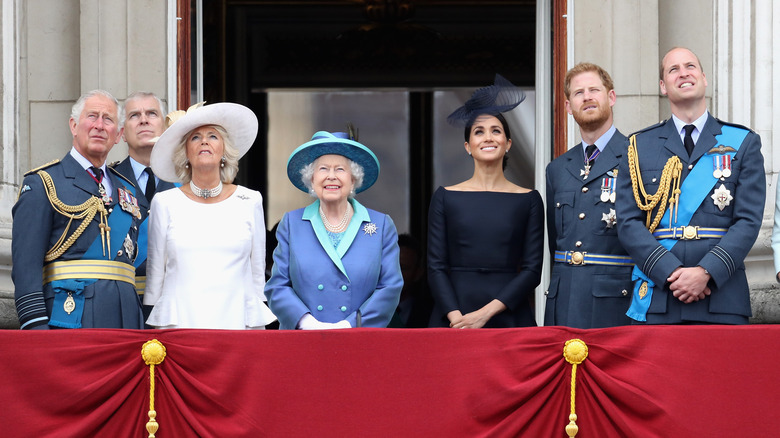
left=627, top=125, right=748, bottom=321
left=49, top=182, right=137, bottom=327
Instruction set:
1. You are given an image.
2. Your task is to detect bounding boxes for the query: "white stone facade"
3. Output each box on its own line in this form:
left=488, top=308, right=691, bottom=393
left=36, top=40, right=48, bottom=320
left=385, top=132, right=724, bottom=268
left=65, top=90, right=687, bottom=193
left=0, top=0, right=776, bottom=327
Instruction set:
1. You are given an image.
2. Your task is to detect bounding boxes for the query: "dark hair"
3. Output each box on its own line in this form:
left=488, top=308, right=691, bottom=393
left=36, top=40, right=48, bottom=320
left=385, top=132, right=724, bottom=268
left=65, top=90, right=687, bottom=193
left=463, top=112, right=512, bottom=142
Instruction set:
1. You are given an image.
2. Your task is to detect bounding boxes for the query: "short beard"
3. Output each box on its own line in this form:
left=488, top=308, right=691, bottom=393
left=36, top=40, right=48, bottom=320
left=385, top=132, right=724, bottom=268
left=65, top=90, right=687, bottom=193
left=572, top=106, right=610, bottom=132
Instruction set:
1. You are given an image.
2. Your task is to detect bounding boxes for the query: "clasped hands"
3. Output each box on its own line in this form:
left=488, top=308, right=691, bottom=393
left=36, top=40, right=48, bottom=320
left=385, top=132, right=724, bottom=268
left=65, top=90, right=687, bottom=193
left=668, top=266, right=711, bottom=304
left=298, top=313, right=351, bottom=330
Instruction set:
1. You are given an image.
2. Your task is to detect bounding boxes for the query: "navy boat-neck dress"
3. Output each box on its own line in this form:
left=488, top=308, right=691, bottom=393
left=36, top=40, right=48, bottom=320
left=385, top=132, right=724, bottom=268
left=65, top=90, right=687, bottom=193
left=427, top=187, right=544, bottom=327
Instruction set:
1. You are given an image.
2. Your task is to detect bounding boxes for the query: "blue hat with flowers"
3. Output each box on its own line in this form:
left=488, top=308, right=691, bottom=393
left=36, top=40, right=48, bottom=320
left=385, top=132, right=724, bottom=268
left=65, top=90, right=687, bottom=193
left=446, top=74, right=526, bottom=127
left=287, top=130, right=380, bottom=194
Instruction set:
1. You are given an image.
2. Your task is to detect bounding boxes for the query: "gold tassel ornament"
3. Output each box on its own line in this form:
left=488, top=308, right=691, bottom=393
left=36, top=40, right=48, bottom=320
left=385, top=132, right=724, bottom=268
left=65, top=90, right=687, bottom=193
left=563, top=339, right=589, bottom=437
left=141, top=339, right=167, bottom=438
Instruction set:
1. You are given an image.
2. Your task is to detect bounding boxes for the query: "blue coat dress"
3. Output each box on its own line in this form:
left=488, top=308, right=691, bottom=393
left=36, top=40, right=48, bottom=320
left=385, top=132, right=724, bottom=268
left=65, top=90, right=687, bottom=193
left=265, top=199, right=403, bottom=329
left=615, top=115, right=765, bottom=324
left=545, top=129, right=634, bottom=328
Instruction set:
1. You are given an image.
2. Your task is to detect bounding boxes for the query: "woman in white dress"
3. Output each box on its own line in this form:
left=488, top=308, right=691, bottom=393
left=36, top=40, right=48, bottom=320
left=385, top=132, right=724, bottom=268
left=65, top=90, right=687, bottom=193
left=144, top=102, right=276, bottom=329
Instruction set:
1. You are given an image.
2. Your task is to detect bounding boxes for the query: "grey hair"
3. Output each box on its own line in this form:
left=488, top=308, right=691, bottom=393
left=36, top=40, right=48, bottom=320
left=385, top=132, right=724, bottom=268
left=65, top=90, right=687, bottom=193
left=300, top=157, right=365, bottom=198
left=172, top=124, right=241, bottom=183
left=71, top=89, right=124, bottom=127
left=123, top=91, right=167, bottom=117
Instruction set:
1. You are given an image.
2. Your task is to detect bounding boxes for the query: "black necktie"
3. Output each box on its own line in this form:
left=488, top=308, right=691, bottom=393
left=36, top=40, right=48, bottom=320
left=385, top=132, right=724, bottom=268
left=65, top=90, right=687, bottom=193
left=585, top=144, right=597, bottom=166
left=144, top=167, right=156, bottom=201
left=89, top=166, right=103, bottom=183
left=683, top=124, right=696, bottom=156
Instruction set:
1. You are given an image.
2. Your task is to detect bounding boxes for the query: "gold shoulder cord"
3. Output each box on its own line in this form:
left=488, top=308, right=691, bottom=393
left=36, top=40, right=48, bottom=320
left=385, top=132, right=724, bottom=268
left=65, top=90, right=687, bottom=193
left=627, top=134, right=683, bottom=232
left=38, top=170, right=109, bottom=262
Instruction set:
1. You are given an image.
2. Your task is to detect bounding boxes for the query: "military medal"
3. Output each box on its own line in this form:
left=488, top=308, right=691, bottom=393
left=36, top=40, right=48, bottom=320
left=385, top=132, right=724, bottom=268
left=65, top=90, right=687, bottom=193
left=64, top=292, right=76, bottom=314
left=600, top=176, right=616, bottom=203
left=721, top=155, right=732, bottom=178
left=712, top=155, right=722, bottom=179
left=123, top=234, right=135, bottom=260
left=117, top=188, right=142, bottom=219
left=711, top=184, right=733, bottom=211
left=601, top=208, right=617, bottom=229
left=581, top=147, right=600, bottom=180
left=98, top=182, right=112, bottom=205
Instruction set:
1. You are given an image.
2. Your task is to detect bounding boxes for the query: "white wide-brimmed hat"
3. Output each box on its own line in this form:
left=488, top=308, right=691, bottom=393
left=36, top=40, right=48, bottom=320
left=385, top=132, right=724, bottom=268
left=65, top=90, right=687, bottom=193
left=150, top=102, right=258, bottom=182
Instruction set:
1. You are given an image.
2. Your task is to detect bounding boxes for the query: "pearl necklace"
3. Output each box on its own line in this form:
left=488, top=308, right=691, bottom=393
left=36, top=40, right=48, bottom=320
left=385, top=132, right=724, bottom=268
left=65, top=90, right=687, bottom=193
left=190, top=180, right=223, bottom=199
left=320, top=204, right=352, bottom=233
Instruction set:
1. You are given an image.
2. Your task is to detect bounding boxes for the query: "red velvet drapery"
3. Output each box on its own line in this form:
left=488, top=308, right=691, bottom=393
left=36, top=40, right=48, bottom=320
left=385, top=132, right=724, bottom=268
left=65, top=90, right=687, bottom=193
left=1, top=326, right=778, bottom=437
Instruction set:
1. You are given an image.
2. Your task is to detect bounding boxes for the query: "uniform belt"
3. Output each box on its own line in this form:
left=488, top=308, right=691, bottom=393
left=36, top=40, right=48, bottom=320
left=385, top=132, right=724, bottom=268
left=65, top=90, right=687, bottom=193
left=135, top=275, right=146, bottom=295
left=652, top=226, right=728, bottom=240
left=42, top=260, right=136, bottom=286
left=554, top=251, right=634, bottom=266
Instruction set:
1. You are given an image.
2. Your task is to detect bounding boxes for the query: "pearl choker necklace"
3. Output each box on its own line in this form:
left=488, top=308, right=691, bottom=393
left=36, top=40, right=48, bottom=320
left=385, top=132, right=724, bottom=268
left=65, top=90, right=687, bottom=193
left=320, top=204, right=352, bottom=233
left=190, top=180, right=223, bottom=199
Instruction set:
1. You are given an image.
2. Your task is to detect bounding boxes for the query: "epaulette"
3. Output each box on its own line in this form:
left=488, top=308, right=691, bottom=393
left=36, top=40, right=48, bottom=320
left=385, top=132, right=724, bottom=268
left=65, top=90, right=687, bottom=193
left=108, top=166, right=136, bottom=187
left=715, top=118, right=755, bottom=134
left=628, top=119, right=667, bottom=138
left=23, top=159, right=60, bottom=176
left=107, top=160, right=121, bottom=168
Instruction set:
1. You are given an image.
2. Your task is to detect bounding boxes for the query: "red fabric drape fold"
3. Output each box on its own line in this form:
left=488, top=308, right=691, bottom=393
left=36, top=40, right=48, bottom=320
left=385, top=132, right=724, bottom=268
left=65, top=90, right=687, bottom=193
left=1, top=326, right=778, bottom=437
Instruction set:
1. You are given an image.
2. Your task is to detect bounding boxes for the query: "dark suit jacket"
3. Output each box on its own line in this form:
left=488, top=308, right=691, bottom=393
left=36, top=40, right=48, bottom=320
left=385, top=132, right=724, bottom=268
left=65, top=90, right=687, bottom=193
left=615, top=115, right=765, bottom=324
left=545, top=129, right=633, bottom=328
left=111, top=157, right=176, bottom=277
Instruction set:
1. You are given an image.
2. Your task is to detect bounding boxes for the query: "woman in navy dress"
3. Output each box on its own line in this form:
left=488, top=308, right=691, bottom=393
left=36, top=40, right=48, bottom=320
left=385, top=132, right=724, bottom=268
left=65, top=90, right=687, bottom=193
left=428, top=75, right=544, bottom=328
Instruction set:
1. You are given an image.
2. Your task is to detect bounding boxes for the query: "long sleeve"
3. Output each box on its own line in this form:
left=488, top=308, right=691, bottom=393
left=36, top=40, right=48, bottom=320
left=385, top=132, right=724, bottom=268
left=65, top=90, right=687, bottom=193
left=353, top=214, right=403, bottom=327
left=143, top=195, right=169, bottom=306
left=494, top=191, right=544, bottom=309
left=265, top=213, right=311, bottom=329
left=427, top=188, right=459, bottom=314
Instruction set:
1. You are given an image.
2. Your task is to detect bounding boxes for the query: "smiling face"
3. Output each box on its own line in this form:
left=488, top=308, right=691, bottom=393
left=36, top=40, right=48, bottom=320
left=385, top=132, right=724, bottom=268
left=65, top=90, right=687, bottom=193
left=565, top=70, right=615, bottom=132
left=464, top=114, right=511, bottom=161
left=123, top=95, right=164, bottom=156
left=70, top=95, right=123, bottom=166
left=185, top=125, right=224, bottom=172
left=660, top=48, right=708, bottom=107
left=311, top=154, right=354, bottom=204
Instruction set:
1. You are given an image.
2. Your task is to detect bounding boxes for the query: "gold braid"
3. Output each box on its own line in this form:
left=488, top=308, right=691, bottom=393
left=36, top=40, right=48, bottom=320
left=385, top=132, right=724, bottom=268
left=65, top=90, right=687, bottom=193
left=627, top=134, right=683, bottom=232
left=38, top=171, right=108, bottom=262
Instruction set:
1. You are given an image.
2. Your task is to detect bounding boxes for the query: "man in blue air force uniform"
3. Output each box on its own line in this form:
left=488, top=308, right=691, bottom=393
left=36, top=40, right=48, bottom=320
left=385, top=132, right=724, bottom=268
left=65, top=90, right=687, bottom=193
left=545, top=63, right=633, bottom=328
left=12, top=90, right=144, bottom=329
left=615, top=47, right=765, bottom=324
left=111, top=92, right=175, bottom=318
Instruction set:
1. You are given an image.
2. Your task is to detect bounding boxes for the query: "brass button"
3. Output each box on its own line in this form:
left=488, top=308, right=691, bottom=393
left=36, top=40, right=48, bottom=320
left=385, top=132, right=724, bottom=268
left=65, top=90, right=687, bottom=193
left=575, top=241, right=582, bottom=247
left=651, top=177, right=657, bottom=183
left=556, top=202, right=561, bottom=208
left=688, top=164, right=694, bottom=170
left=582, top=187, right=589, bottom=193
left=578, top=213, right=585, bottom=219
left=622, top=289, right=628, bottom=296
left=544, top=290, right=549, bottom=296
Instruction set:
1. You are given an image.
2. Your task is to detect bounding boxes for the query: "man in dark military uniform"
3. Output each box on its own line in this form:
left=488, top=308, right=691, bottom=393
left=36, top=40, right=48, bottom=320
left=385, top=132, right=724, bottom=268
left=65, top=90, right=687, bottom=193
left=112, top=92, right=175, bottom=315
left=12, top=89, right=145, bottom=329
left=616, top=47, right=765, bottom=324
left=545, top=63, right=634, bottom=328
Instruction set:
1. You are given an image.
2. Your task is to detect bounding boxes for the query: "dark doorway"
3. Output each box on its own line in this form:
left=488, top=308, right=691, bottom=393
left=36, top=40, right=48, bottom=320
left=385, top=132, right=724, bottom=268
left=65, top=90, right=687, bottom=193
left=200, top=0, right=537, bottom=242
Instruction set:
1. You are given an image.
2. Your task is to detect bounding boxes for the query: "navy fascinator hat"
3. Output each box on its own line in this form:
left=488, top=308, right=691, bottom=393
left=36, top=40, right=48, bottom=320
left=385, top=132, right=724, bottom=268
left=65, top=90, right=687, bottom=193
left=446, top=74, right=526, bottom=127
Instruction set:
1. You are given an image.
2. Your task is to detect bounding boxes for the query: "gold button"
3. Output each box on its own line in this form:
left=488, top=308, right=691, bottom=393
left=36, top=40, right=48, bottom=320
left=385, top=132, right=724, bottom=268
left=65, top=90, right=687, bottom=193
left=578, top=213, right=585, bottom=219
left=556, top=202, right=561, bottom=208
left=582, top=187, right=588, bottom=193
left=688, top=164, right=694, bottom=170
left=575, top=241, right=582, bottom=247
left=652, top=178, right=657, bottom=183
left=571, top=251, right=585, bottom=265
left=544, top=290, right=549, bottom=296
left=622, top=289, right=628, bottom=296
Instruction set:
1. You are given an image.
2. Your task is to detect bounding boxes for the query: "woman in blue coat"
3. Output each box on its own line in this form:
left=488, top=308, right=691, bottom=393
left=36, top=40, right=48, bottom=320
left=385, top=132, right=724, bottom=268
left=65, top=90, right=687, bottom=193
left=265, top=130, right=403, bottom=329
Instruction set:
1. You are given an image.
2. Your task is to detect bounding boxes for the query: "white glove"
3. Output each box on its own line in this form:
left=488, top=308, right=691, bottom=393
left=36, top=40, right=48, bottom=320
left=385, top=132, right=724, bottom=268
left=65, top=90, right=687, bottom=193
left=298, top=314, right=352, bottom=330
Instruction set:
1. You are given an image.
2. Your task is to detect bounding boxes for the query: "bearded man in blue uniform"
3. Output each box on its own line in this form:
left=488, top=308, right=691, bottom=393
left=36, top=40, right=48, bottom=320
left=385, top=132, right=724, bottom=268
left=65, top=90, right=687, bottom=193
left=545, top=63, right=633, bottom=328
left=12, top=90, right=144, bottom=329
left=615, top=47, right=765, bottom=324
